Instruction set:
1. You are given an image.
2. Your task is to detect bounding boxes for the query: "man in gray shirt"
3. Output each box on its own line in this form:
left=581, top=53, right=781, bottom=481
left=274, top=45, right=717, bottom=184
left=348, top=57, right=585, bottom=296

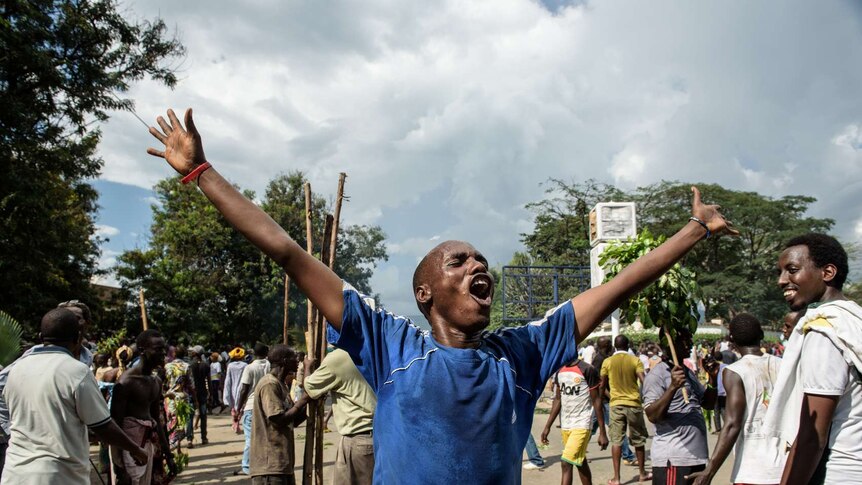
left=643, top=328, right=718, bottom=485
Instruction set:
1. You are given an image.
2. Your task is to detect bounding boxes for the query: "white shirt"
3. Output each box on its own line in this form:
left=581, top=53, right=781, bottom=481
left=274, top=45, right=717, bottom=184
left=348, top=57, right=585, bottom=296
left=555, top=362, right=599, bottom=430
left=639, top=354, right=650, bottom=372
left=725, top=354, right=785, bottom=484
left=240, top=358, right=271, bottom=412
left=2, top=346, right=111, bottom=485
left=581, top=345, right=596, bottom=365
left=800, top=332, right=862, bottom=484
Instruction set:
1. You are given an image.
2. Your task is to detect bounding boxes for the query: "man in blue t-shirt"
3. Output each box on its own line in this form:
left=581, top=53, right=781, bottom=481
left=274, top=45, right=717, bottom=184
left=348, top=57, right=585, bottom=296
left=145, top=107, right=737, bottom=484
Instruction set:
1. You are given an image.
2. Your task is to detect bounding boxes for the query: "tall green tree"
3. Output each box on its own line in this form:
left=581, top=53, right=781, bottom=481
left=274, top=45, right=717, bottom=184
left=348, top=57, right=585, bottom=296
left=0, top=0, right=183, bottom=332
left=114, top=172, right=388, bottom=345
left=522, top=179, right=624, bottom=266
left=257, top=172, right=388, bottom=333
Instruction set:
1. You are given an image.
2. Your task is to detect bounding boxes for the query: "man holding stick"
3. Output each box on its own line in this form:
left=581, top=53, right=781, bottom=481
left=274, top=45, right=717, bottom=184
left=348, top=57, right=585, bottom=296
left=145, top=108, right=736, bottom=483
left=643, top=327, right=718, bottom=485
left=250, top=345, right=311, bottom=485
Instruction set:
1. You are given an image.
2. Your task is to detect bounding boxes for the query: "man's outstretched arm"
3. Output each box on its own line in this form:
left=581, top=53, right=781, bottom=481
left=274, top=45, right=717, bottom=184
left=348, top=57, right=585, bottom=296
left=146, top=108, right=345, bottom=329
left=571, top=187, right=736, bottom=342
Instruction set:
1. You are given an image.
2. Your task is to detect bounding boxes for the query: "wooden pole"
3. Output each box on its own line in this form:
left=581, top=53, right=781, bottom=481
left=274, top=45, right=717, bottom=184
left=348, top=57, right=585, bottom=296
left=314, top=174, right=345, bottom=485
left=283, top=275, right=290, bottom=345
left=663, top=325, right=690, bottom=404
left=303, top=215, right=334, bottom=485
left=328, top=173, right=347, bottom=268
left=303, top=173, right=348, bottom=485
left=301, top=181, right=315, bottom=485
left=314, top=215, right=333, bottom=485
left=138, top=289, right=148, bottom=330
left=304, top=182, right=314, bottom=353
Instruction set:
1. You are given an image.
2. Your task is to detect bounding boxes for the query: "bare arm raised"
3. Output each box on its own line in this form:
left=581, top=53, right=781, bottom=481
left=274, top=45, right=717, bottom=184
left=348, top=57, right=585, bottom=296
left=146, top=108, right=345, bottom=329
left=571, top=187, right=737, bottom=343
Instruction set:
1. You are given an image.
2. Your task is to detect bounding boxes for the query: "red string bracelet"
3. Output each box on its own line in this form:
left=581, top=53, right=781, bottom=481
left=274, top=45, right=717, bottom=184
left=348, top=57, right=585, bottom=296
left=180, top=162, right=212, bottom=185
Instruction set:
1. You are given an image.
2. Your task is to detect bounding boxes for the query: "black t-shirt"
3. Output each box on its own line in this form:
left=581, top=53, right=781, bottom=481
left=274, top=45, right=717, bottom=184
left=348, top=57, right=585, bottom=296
left=190, top=360, right=209, bottom=399
left=720, top=350, right=737, bottom=365
left=592, top=353, right=610, bottom=403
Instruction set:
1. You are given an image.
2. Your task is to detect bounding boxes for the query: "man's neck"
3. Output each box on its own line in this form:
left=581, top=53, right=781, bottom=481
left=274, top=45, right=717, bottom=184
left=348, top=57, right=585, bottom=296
left=737, top=345, right=762, bottom=357
left=430, top=323, right=483, bottom=349
left=613, top=349, right=628, bottom=355
left=813, top=287, right=847, bottom=307
left=139, top=358, right=157, bottom=375
left=41, top=343, right=75, bottom=355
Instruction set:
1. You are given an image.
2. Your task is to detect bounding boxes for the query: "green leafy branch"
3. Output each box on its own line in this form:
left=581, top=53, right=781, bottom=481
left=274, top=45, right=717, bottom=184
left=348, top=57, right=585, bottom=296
left=96, top=328, right=128, bottom=356
left=599, top=229, right=702, bottom=343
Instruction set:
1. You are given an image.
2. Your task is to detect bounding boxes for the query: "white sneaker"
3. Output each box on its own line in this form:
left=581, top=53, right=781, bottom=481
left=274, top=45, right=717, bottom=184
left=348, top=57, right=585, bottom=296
left=522, top=462, right=544, bottom=470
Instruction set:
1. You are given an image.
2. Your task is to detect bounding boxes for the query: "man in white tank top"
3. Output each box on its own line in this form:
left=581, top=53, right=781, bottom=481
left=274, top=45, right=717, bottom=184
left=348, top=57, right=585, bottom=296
left=686, top=313, right=784, bottom=485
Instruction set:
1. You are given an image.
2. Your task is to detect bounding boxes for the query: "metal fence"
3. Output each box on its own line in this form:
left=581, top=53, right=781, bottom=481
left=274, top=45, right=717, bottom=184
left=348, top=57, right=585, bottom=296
left=501, top=265, right=591, bottom=323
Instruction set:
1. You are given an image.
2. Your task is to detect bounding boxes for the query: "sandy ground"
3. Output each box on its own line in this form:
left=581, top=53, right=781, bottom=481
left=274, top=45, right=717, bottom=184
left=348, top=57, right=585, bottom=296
left=90, top=410, right=733, bottom=484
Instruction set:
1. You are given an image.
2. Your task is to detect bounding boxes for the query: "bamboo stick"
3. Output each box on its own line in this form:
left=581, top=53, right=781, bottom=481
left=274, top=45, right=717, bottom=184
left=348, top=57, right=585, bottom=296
left=313, top=215, right=334, bottom=485
left=301, top=181, right=315, bottom=485
left=663, top=325, right=690, bottom=404
left=304, top=182, right=314, bottom=353
left=139, top=289, right=148, bottom=330
left=328, top=173, right=347, bottom=268
left=303, top=172, right=347, bottom=485
left=301, top=308, right=318, bottom=485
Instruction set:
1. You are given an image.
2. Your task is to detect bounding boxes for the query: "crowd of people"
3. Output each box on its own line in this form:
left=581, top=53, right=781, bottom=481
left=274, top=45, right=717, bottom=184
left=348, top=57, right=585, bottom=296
left=0, top=107, right=858, bottom=485
left=0, top=306, right=376, bottom=485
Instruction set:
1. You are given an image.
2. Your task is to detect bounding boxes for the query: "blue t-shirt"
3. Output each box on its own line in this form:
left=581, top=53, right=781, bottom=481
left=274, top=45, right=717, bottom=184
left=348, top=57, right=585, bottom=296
left=328, top=283, right=578, bottom=484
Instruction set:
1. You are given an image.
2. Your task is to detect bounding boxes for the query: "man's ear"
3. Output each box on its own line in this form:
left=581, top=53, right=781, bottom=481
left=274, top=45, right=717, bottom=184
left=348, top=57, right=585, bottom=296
left=822, top=263, right=838, bottom=284
left=415, top=284, right=431, bottom=305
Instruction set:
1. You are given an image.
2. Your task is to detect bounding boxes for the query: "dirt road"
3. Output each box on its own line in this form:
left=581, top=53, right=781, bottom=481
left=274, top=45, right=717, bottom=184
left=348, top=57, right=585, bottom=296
left=152, top=411, right=733, bottom=484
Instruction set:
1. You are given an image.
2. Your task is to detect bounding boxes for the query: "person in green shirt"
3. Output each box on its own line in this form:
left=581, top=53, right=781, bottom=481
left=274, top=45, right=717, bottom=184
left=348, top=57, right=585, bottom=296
left=303, top=349, right=376, bottom=485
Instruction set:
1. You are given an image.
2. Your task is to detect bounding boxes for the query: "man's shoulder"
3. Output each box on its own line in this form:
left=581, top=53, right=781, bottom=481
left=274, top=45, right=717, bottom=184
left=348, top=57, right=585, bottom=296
left=643, top=361, right=669, bottom=381
left=606, top=353, right=633, bottom=365
left=576, top=360, right=597, bottom=375
left=321, top=349, right=355, bottom=372
left=258, top=373, right=279, bottom=386
left=30, top=350, right=88, bottom=374
left=257, top=374, right=284, bottom=395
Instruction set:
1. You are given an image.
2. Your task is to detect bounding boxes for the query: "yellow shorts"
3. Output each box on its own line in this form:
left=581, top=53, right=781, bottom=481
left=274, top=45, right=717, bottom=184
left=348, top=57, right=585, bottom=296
left=561, top=428, right=591, bottom=467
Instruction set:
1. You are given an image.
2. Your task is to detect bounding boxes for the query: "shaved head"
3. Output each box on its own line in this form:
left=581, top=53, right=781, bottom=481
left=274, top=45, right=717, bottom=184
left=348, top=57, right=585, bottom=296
left=412, top=240, right=472, bottom=317
left=412, top=246, right=443, bottom=317
left=613, top=335, right=630, bottom=351
left=41, top=308, right=81, bottom=345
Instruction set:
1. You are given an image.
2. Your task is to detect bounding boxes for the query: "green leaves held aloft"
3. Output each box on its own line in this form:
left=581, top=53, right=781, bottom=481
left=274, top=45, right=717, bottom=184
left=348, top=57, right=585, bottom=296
left=600, top=229, right=701, bottom=341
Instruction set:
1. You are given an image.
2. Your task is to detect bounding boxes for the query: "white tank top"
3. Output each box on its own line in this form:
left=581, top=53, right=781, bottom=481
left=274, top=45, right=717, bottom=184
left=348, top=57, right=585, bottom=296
left=725, top=353, right=786, bottom=484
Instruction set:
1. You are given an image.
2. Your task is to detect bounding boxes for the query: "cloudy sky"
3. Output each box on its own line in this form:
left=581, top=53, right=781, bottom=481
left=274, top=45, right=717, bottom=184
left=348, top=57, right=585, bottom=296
left=94, top=0, right=862, bottom=315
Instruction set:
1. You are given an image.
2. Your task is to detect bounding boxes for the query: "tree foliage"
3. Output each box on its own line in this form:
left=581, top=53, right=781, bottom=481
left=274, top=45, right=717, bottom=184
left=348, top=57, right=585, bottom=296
left=114, top=172, right=388, bottom=346
left=520, top=180, right=835, bottom=326
left=522, top=179, right=624, bottom=266
left=600, top=230, right=701, bottom=341
left=0, top=0, right=183, bottom=333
